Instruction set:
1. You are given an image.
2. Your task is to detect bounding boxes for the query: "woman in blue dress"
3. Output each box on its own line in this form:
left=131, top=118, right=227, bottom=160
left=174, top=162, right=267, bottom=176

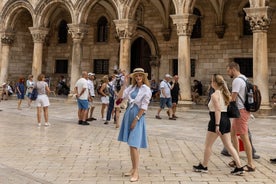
left=16, top=76, right=25, bottom=110
left=117, top=68, right=152, bottom=182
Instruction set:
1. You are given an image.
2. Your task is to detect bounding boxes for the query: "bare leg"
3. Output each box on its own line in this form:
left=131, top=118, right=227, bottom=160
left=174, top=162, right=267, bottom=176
left=37, top=107, right=42, bottom=124
left=43, top=106, right=48, bottom=123
left=130, top=146, right=139, bottom=181
left=202, top=131, right=218, bottom=167
left=17, top=99, right=22, bottom=109
left=240, top=134, right=255, bottom=168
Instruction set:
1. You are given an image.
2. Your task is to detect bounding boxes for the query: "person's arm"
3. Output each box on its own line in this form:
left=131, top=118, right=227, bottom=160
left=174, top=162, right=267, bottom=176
left=99, top=83, right=107, bottom=96
left=130, top=109, right=145, bottom=130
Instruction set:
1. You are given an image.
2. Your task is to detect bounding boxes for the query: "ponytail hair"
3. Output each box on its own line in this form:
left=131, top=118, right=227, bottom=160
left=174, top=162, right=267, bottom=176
left=213, top=74, right=231, bottom=105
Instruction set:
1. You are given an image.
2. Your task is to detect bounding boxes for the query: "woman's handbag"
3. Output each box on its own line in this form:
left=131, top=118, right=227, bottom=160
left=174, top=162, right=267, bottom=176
left=227, top=101, right=240, bottom=118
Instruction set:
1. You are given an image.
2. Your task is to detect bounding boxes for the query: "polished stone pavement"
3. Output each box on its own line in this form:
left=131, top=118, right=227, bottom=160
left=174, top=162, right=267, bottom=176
left=0, top=97, right=275, bottom=184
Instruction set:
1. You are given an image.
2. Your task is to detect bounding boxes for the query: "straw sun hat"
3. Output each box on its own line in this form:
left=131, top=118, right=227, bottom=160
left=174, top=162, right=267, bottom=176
left=129, top=68, right=148, bottom=77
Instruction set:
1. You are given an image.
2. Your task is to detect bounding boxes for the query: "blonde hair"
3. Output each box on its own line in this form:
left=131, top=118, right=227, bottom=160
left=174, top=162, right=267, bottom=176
left=213, top=74, right=231, bottom=105
left=131, top=73, right=150, bottom=87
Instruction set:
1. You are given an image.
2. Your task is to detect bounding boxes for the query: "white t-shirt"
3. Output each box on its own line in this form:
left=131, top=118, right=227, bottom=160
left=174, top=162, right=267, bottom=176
left=87, top=79, right=95, bottom=97
left=232, top=74, right=246, bottom=109
left=159, top=80, right=171, bottom=98
left=75, top=78, right=88, bottom=100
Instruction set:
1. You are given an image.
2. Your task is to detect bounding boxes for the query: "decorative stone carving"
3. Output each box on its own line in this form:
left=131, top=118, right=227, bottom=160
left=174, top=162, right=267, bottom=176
left=162, top=28, right=171, bottom=41
left=29, top=27, right=49, bottom=43
left=244, top=7, right=274, bottom=32
left=1, top=32, right=15, bottom=45
left=68, top=24, right=89, bottom=41
left=149, top=56, right=160, bottom=67
left=215, top=24, right=226, bottom=39
left=170, top=14, right=197, bottom=36
left=114, top=19, right=137, bottom=39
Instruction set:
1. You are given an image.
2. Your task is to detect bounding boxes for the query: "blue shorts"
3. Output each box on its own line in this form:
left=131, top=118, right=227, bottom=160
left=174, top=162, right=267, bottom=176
left=77, top=99, right=89, bottom=110
left=160, top=97, right=172, bottom=109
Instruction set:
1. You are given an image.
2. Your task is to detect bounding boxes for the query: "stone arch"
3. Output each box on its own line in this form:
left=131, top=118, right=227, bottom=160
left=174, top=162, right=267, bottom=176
left=35, top=0, right=74, bottom=27
left=132, top=26, right=159, bottom=58
left=0, top=0, right=34, bottom=30
left=78, top=0, right=118, bottom=24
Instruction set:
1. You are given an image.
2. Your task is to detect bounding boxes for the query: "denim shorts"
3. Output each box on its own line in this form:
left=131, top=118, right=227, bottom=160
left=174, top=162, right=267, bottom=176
left=159, top=97, right=172, bottom=109
left=77, top=99, right=89, bottom=110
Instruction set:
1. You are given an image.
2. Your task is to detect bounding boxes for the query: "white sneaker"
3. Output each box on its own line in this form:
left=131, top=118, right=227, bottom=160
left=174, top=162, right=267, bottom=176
left=45, top=122, right=51, bottom=126
left=38, top=123, right=41, bottom=127
left=102, top=118, right=106, bottom=121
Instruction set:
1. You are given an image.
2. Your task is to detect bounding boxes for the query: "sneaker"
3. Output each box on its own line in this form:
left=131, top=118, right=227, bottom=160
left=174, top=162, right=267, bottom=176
left=193, top=163, right=208, bottom=173
left=221, top=150, right=231, bottom=157
left=155, top=115, right=162, bottom=119
left=270, top=158, right=276, bottom=164
left=37, top=123, right=41, bottom=127
left=104, top=121, right=109, bottom=125
left=169, top=117, right=176, bottom=120
left=172, top=114, right=178, bottom=118
left=91, top=117, right=97, bottom=121
left=45, top=122, right=51, bottom=126
left=81, top=121, right=90, bottom=125
left=78, top=120, right=83, bottom=125
left=231, top=167, right=245, bottom=175
left=253, top=154, right=260, bottom=159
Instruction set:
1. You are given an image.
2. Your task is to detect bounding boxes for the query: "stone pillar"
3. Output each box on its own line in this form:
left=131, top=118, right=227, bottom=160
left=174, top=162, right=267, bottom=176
left=0, top=31, right=15, bottom=85
left=114, top=19, right=137, bottom=73
left=149, top=56, right=160, bottom=80
left=244, top=7, right=274, bottom=110
left=68, top=24, right=88, bottom=92
left=171, top=14, right=197, bottom=103
left=29, top=27, right=49, bottom=81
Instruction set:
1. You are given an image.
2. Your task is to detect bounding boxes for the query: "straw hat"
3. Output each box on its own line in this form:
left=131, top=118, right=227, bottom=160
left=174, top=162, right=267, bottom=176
left=129, top=68, right=148, bottom=77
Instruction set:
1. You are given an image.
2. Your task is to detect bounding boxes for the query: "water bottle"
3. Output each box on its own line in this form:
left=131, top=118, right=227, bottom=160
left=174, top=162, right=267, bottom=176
left=248, top=89, right=254, bottom=104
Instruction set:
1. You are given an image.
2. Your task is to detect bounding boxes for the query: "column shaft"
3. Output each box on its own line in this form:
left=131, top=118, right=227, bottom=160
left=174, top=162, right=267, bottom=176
left=0, top=45, right=11, bottom=84
left=32, top=42, right=43, bottom=80
left=70, top=40, right=82, bottom=92
left=119, top=38, right=131, bottom=72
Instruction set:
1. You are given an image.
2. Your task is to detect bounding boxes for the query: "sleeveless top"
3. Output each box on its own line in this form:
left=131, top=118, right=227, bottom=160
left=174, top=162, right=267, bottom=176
left=208, top=90, right=227, bottom=112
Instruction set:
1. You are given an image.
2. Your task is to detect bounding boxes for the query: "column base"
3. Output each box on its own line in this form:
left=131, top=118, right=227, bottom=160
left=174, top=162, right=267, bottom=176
left=177, top=100, right=193, bottom=111
left=254, top=104, right=275, bottom=117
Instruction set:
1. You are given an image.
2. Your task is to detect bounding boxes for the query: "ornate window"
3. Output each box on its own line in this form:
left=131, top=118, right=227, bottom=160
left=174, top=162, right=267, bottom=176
left=94, top=59, right=109, bottom=74
left=234, top=58, right=253, bottom=77
left=191, top=8, right=201, bottom=39
left=58, top=20, right=68, bottom=43
left=243, top=3, right=252, bottom=36
left=97, top=16, right=108, bottom=42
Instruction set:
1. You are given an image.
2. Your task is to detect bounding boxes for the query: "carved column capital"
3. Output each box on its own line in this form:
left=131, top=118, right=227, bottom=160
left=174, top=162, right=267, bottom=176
left=170, top=14, right=197, bottom=36
left=113, top=19, right=137, bottom=39
left=29, top=27, right=49, bottom=43
left=244, top=7, right=275, bottom=32
left=68, top=24, right=89, bottom=41
left=0, top=31, right=15, bottom=45
left=149, top=56, right=160, bottom=67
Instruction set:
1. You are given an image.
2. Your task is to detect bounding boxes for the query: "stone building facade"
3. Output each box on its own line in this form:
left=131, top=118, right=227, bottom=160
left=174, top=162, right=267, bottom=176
left=0, top=0, right=275, bottom=109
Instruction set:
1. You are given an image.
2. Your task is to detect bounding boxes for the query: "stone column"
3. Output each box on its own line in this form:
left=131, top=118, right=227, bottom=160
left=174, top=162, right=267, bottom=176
left=149, top=56, right=160, bottom=80
left=171, top=14, right=197, bottom=103
left=114, top=19, right=137, bottom=73
left=29, top=27, right=49, bottom=81
left=0, top=31, right=15, bottom=85
left=68, top=24, right=88, bottom=92
left=244, top=7, right=274, bottom=110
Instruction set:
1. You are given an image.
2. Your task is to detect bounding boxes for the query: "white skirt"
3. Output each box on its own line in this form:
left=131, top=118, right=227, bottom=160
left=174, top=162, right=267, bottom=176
left=36, top=94, right=50, bottom=107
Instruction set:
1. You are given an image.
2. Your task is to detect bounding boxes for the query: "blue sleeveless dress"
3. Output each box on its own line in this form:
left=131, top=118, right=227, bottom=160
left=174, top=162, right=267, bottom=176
left=118, top=87, right=148, bottom=148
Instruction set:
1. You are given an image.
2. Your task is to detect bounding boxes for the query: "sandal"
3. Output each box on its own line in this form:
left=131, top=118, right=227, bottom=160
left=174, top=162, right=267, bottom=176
left=228, top=160, right=236, bottom=167
left=243, top=165, right=256, bottom=172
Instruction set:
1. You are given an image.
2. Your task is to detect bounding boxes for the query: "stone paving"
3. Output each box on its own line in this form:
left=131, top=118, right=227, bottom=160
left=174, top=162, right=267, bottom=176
left=0, top=97, right=275, bottom=184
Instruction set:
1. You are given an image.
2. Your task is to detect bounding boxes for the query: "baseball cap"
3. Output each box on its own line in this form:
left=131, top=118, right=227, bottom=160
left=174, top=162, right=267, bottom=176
left=2, top=82, right=6, bottom=86
left=88, top=72, right=95, bottom=76
left=165, top=74, right=172, bottom=78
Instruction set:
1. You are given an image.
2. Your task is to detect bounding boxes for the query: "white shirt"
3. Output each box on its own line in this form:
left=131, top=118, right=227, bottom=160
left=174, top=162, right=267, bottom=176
left=123, top=84, right=152, bottom=111
left=208, top=90, right=227, bottom=112
left=232, top=74, right=246, bottom=109
left=75, top=78, right=88, bottom=100
left=87, top=79, right=95, bottom=97
left=159, top=80, right=171, bottom=98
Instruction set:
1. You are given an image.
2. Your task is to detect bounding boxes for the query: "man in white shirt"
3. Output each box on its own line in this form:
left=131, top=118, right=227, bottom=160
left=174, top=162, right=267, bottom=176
left=74, top=71, right=89, bottom=125
left=155, top=74, right=176, bottom=120
left=87, top=72, right=97, bottom=121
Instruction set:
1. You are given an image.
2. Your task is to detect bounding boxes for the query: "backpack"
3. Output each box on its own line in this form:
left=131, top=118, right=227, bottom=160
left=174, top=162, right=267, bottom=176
left=238, top=77, right=261, bottom=112
left=30, top=88, right=38, bottom=100
left=115, top=75, right=122, bottom=91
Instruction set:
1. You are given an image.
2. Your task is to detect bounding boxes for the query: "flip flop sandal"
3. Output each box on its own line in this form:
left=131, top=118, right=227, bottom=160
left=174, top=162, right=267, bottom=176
left=243, top=165, right=256, bottom=172
left=228, top=160, right=236, bottom=167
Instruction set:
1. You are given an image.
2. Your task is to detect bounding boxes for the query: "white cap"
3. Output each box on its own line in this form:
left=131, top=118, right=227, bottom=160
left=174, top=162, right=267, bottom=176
left=165, top=74, right=172, bottom=78
left=2, top=82, right=6, bottom=86
left=88, top=72, right=95, bottom=76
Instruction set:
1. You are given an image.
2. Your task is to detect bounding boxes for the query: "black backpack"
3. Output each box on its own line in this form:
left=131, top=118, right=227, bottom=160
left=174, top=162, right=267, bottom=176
left=238, top=77, right=261, bottom=112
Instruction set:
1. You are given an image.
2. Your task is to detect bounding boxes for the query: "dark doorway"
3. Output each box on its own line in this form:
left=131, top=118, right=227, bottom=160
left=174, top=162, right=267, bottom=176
left=131, top=37, right=151, bottom=79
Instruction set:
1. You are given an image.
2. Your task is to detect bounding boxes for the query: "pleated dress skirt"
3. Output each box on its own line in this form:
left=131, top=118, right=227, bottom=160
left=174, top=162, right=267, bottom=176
left=118, top=104, right=148, bottom=148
